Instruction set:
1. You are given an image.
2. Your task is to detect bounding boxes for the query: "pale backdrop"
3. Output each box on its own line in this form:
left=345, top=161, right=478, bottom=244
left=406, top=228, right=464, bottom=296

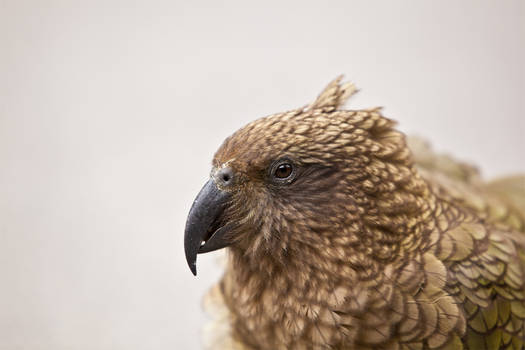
left=1, top=1, right=524, bottom=349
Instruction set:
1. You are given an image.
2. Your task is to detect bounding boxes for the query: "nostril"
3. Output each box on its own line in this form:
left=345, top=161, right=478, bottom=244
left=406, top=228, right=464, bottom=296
left=217, top=167, right=234, bottom=185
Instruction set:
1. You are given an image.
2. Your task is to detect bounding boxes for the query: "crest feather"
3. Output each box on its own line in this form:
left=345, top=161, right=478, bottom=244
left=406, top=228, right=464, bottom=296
left=308, top=75, right=358, bottom=111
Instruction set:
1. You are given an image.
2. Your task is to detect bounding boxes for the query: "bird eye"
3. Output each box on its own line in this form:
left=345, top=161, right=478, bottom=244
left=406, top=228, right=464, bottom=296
left=274, top=163, right=293, bottom=179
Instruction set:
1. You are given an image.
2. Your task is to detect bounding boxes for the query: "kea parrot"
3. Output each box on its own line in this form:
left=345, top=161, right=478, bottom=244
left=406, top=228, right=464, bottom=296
left=184, top=77, right=525, bottom=350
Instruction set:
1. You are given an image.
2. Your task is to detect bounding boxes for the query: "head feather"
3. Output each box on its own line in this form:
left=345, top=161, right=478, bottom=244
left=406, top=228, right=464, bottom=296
left=307, top=75, right=358, bottom=111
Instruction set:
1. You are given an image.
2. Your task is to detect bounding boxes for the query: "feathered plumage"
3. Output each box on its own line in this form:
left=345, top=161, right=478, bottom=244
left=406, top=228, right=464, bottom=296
left=184, top=77, right=525, bottom=349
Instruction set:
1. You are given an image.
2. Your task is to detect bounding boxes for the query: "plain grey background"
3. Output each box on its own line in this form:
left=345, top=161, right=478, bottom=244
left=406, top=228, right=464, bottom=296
left=1, top=1, right=524, bottom=349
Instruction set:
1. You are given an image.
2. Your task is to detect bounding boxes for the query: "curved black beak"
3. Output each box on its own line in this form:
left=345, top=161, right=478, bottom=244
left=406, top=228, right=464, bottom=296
left=184, top=179, right=233, bottom=276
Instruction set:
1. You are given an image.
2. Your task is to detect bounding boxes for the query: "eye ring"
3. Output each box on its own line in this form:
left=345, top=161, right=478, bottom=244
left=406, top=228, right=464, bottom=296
left=270, top=159, right=296, bottom=183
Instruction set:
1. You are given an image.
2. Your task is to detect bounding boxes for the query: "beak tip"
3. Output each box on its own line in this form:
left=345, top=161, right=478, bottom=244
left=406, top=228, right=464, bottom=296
left=185, top=255, right=198, bottom=276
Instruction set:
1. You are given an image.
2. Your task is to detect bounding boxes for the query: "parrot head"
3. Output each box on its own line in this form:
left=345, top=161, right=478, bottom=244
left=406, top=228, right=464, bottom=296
left=184, top=77, right=424, bottom=276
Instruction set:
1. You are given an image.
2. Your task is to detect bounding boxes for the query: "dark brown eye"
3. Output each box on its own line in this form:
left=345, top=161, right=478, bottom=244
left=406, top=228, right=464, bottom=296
left=274, top=163, right=293, bottom=179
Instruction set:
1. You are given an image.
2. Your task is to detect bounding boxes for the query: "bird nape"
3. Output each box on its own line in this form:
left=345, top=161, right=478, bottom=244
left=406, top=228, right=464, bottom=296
left=183, top=77, right=525, bottom=350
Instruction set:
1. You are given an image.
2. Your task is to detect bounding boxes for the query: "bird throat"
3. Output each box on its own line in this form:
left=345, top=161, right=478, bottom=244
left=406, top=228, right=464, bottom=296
left=219, top=180, right=438, bottom=349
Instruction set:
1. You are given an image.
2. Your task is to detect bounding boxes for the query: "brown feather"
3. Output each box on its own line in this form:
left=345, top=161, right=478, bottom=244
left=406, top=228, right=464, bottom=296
left=199, top=77, right=525, bottom=349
